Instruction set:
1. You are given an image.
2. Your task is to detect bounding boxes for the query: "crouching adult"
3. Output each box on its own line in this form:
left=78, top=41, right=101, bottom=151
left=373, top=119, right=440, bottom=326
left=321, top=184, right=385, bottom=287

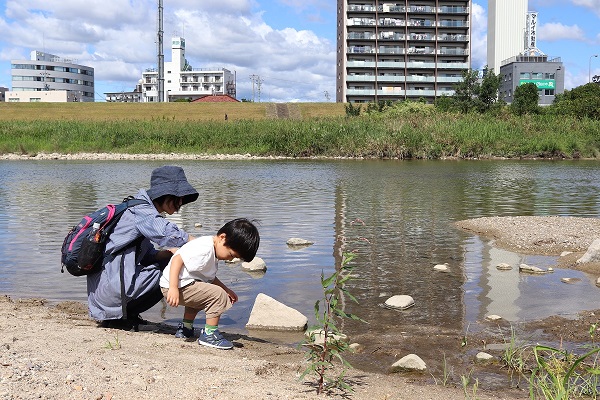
left=87, top=165, right=198, bottom=331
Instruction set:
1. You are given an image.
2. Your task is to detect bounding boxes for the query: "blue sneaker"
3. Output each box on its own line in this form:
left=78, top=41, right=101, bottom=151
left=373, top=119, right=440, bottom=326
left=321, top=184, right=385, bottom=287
left=175, top=323, right=194, bottom=339
left=197, top=328, right=233, bottom=349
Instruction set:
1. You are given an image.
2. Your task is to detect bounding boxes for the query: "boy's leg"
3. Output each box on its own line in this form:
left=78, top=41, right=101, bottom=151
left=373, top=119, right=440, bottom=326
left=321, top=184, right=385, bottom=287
left=160, top=286, right=200, bottom=339
left=180, top=282, right=234, bottom=349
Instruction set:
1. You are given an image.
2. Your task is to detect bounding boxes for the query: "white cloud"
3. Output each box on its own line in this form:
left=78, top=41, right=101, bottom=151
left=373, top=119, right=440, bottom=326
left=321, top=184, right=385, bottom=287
left=538, top=23, right=587, bottom=42
left=0, top=0, right=336, bottom=101
left=571, top=0, right=600, bottom=17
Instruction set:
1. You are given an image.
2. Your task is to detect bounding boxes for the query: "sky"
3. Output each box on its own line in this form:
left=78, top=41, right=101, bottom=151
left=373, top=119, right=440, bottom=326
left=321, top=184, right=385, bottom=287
left=0, top=0, right=598, bottom=102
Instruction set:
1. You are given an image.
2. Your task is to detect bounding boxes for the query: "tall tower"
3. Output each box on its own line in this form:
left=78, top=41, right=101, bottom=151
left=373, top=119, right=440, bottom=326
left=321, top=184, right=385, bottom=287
left=157, top=0, right=164, bottom=102
left=336, top=1, right=472, bottom=104
left=487, top=0, right=528, bottom=74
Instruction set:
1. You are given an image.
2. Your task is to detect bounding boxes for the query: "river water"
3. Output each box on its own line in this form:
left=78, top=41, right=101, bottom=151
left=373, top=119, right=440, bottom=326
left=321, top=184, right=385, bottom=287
left=1, top=159, right=599, bottom=338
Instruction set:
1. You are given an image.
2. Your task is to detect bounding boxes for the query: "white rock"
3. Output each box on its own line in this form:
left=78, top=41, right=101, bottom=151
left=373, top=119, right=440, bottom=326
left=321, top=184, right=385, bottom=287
left=306, top=329, right=348, bottom=346
left=561, top=277, right=581, bottom=284
left=433, top=263, right=449, bottom=271
left=194, top=222, right=202, bottom=228
left=391, top=354, right=427, bottom=372
left=286, top=238, right=314, bottom=246
left=383, top=295, right=415, bottom=310
left=241, top=257, right=267, bottom=272
left=519, top=263, right=546, bottom=274
left=349, top=343, right=364, bottom=353
left=496, top=263, right=512, bottom=271
left=577, top=239, right=600, bottom=264
left=475, top=352, right=494, bottom=362
left=246, top=293, right=308, bottom=331
left=560, top=251, right=572, bottom=257
left=486, top=314, right=502, bottom=321
left=597, top=277, right=600, bottom=287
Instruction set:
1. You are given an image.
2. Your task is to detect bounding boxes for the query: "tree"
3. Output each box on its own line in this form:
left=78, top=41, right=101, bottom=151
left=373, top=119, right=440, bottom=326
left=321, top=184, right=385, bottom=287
left=511, top=83, right=539, bottom=115
left=551, top=83, right=600, bottom=120
left=478, top=67, right=502, bottom=113
left=452, top=69, right=482, bottom=113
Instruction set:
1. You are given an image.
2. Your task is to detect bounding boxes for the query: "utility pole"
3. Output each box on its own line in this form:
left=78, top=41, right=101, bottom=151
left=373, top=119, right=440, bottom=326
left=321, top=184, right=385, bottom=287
left=250, top=74, right=262, bottom=102
left=157, top=0, right=164, bottom=102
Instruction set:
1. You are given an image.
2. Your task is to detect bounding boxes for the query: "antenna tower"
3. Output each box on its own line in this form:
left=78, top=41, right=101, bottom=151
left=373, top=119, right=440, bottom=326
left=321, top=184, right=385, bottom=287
left=157, top=0, right=164, bottom=102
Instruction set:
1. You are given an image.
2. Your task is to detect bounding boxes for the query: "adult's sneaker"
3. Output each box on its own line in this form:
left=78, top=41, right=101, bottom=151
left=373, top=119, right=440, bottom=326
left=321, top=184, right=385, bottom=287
left=175, top=323, right=194, bottom=339
left=197, top=328, right=233, bottom=349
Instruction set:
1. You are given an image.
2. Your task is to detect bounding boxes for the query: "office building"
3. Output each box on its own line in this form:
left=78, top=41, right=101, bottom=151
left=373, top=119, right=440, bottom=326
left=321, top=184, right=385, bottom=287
left=141, top=37, right=236, bottom=102
left=499, top=55, right=563, bottom=106
left=336, top=0, right=471, bottom=103
left=8, top=51, right=94, bottom=102
left=498, top=11, right=564, bottom=106
left=487, top=0, right=528, bottom=75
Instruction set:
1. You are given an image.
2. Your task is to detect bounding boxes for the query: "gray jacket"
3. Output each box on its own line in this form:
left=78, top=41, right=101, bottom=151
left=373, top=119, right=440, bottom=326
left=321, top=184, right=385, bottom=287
left=86, top=189, right=189, bottom=321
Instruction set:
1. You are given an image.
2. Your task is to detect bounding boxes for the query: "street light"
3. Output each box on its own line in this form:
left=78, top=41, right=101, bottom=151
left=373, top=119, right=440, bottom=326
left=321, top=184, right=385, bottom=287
left=589, top=54, right=598, bottom=83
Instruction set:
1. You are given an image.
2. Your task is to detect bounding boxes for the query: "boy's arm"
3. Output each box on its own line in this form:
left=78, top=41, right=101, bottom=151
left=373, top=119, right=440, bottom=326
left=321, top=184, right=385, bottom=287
left=211, top=276, right=238, bottom=304
left=166, top=254, right=184, bottom=307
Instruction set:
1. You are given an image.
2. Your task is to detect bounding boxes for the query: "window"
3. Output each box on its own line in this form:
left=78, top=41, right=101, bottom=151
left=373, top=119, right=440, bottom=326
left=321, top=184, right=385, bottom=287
left=544, top=89, right=555, bottom=96
left=30, top=98, right=41, bottom=102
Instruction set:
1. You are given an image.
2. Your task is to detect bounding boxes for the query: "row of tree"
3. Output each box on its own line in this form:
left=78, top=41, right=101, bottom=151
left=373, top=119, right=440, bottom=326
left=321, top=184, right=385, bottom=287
left=436, top=68, right=600, bottom=120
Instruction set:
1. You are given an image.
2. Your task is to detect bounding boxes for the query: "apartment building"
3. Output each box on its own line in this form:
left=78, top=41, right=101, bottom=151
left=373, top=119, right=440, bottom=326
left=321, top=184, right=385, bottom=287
left=336, top=0, right=471, bottom=103
left=8, top=51, right=94, bottom=102
left=141, top=37, right=236, bottom=102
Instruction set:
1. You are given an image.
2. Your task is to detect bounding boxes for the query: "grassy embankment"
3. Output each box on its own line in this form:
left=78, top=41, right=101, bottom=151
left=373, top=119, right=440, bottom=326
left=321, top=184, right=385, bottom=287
left=0, top=102, right=599, bottom=159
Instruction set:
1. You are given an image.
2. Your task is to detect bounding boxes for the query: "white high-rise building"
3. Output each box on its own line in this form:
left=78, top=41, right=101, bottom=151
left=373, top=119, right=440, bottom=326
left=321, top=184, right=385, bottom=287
left=487, top=0, right=528, bottom=75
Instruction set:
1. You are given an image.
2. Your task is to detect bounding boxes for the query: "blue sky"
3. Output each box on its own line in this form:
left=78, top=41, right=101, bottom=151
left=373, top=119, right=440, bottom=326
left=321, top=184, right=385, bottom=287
left=0, top=0, right=598, bottom=102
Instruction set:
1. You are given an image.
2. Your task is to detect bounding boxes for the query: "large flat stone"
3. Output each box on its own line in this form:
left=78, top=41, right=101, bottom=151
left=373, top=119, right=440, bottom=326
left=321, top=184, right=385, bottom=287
left=245, top=293, right=308, bottom=331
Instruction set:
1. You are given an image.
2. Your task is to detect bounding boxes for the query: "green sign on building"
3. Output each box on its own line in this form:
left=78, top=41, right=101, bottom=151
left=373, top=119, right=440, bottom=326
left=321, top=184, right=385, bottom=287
left=519, top=79, right=556, bottom=90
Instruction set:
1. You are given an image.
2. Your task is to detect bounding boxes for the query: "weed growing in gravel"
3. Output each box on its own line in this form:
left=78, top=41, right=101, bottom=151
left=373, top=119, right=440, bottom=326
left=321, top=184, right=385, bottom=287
left=529, top=344, right=600, bottom=399
left=460, top=369, right=479, bottom=399
left=105, top=334, right=121, bottom=350
left=300, top=252, right=366, bottom=395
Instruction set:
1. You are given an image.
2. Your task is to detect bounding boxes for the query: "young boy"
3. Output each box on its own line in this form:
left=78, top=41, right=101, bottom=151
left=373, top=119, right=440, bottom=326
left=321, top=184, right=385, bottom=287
left=160, top=218, right=259, bottom=349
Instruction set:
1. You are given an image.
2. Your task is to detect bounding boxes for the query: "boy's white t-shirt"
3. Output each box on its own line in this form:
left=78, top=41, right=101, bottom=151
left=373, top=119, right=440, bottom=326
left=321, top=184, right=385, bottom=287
left=159, top=236, right=218, bottom=289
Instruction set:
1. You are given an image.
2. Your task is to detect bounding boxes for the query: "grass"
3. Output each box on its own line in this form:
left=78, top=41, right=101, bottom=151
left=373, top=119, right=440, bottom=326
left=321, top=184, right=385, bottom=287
left=0, top=101, right=599, bottom=159
left=0, top=102, right=346, bottom=122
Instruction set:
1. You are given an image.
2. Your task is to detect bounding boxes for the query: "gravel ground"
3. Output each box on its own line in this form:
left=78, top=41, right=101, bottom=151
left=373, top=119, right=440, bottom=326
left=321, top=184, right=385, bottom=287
left=455, top=215, right=600, bottom=255
left=0, top=296, right=526, bottom=400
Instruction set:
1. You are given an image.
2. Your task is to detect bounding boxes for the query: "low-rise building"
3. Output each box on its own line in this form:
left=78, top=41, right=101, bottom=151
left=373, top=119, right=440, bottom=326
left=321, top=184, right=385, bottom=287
left=105, top=80, right=144, bottom=102
left=0, top=87, right=7, bottom=102
left=499, top=54, right=564, bottom=106
left=8, top=51, right=94, bottom=102
left=142, top=37, right=236, bottom=102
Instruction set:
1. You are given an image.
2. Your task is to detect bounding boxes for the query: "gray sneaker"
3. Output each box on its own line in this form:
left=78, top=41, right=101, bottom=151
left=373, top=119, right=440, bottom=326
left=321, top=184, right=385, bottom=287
left=175, top=323, right=194, bottom=339
left=197, top=328, right=233, bottom=349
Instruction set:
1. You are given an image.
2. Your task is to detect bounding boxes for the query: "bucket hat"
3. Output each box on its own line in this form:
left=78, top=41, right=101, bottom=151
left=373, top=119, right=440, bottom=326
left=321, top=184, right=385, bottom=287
left=147, top=166, right=199, bottom=205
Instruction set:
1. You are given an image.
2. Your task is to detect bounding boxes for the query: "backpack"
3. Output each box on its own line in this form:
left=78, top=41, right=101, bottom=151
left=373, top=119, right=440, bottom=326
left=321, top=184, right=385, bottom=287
left=61, top=197, right=148, bottom=276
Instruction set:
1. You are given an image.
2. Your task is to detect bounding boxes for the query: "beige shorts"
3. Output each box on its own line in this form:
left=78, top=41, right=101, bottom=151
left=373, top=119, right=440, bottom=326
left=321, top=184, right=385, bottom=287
left=161, top=281, right=232, bottom=319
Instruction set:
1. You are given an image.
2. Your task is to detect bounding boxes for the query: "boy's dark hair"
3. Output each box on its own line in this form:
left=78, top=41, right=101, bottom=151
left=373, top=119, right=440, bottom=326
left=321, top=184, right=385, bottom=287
left=218, top=218, right=260, bottom=262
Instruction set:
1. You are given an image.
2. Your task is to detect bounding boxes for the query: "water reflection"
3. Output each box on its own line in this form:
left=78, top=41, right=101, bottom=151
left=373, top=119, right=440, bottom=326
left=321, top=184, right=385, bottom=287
left=0, top=159, right=599, bottom=337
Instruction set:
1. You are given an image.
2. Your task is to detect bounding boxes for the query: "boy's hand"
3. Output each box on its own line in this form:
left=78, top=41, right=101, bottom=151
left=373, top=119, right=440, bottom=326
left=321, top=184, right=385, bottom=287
left=166, top=287, right=179, bottom=307
left=226, top=288, right=238, bottom=305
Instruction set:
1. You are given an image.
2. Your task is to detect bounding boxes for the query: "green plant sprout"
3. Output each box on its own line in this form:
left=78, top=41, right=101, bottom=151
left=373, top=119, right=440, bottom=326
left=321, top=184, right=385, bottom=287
left=300, top=252, right=366, bottom=395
